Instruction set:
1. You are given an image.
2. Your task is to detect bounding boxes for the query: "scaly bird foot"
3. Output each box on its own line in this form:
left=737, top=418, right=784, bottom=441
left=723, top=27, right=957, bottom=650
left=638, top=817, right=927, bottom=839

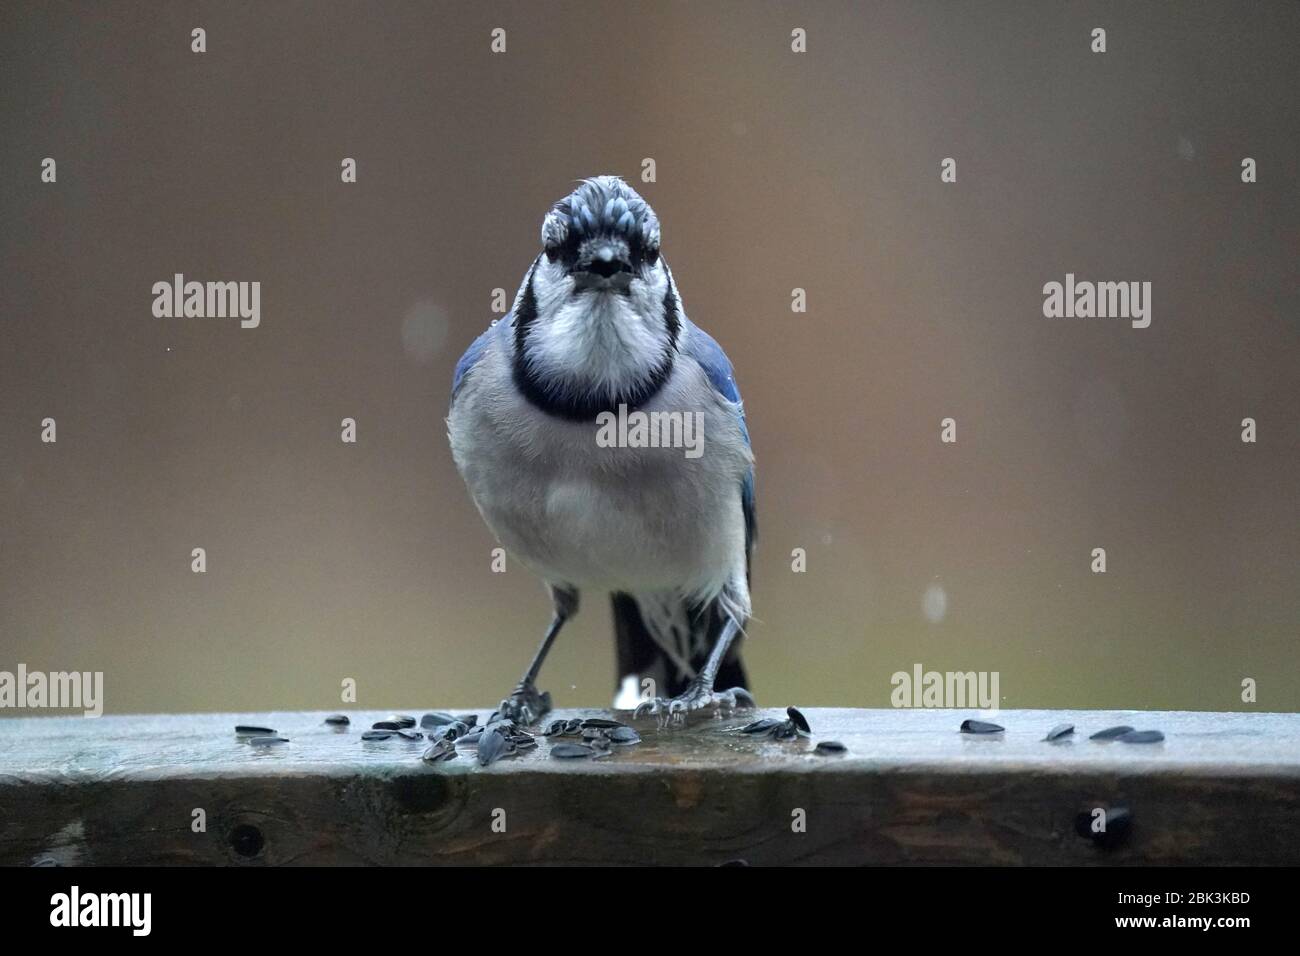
left=633, top=681, right=755, bottom=728
left=498, top=681, right=552, bottom=726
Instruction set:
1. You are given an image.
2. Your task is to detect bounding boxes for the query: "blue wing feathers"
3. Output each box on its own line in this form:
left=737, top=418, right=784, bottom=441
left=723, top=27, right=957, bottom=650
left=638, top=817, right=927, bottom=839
left=684, top=325, right=743, bottom=407
left=684, top=325, right=756, bottom=552
left=450, top=325, right=494, bottom=403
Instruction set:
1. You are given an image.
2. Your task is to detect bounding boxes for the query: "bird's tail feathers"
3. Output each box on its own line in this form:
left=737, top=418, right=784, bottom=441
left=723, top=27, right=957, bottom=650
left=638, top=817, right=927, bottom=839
left=611, top=592, right=748, bottom=700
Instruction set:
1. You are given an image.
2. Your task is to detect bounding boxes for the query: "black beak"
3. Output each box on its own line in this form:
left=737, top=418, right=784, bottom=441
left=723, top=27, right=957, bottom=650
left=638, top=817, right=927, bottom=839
left=571, top=245, right=633, bottom=292
left=587, top=256, right=630, bottom=278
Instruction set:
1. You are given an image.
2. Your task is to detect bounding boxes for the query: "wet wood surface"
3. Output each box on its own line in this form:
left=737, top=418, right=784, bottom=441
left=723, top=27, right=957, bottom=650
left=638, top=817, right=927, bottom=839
left=1, top=707, right=1296, bottom=865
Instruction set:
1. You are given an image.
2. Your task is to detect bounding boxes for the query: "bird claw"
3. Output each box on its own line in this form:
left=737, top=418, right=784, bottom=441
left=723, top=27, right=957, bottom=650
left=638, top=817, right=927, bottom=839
left=634, top=683, right=755, bottom=727
left=499, top=682, right=552, bottom=726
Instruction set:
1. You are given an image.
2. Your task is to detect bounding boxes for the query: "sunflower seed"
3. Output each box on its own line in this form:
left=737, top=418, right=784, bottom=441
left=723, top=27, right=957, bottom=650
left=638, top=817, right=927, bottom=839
left=435, top=721, right=468, bottom=741
left=458, top=714, right=479, bottom=728
left=544, top=720, right=567, bottom=737
left=1118, top=730, right=1164, bottom=744
left=388, top=715, right=417, bottom=728
left=422, top=738, right=456, bottom=762
left=1090, top=725, right=1135, bottom=740
left=772, top=720, right=800, bottom=740
left=512, top=736, right=539, bottom=751
left=960, top=719, right=1004, bottom=734
left=786, top=707, right=811, bottom=734
left=361, top=730, right=394, bottom=741
left=248, top=736, right=288, bottom=746
left=564, top=718, right=583, bottom=735
left=551, top=743, right=594, bottom=759
left=581, top=718, right=627, bottom=729
left=372, top=721, right=403, bottom=730
left=394, top=730, right=424, bottom=741
left=1044, top=723, right=1075, bottom=742
left=457, top=727, right=485, bottom=747
left=608, top=726, right=641, bottom=745
left=741, top=718, right=781, bottom=735
left=235, top=725, right=276, bottom=736
left=323, top=714, right=350, bottom=726
left=421, top=712, right=457, bottom=728
left=477, top=729, right=510, bottom=766
left=814, top=740, right=847, bottom=755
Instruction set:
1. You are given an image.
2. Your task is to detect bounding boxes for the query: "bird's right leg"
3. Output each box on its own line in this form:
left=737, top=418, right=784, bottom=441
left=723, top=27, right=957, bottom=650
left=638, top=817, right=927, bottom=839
left=634, top=611, right=754, bottom=726
left=498, top=585, right=578, bottom=726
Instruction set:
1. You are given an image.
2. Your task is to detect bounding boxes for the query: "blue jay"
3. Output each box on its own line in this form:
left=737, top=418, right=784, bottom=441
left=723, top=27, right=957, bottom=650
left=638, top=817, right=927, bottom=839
left=448, top=176, right=755, bottom=726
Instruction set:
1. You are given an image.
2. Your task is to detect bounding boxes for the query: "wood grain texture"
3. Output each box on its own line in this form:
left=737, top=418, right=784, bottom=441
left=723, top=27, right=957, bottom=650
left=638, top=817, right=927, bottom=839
left=1, top=708, right=1296, bottom=865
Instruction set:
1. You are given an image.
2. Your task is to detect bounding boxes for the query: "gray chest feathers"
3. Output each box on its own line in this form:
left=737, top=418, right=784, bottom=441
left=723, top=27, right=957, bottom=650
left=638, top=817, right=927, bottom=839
left=449, top=350, right=752, bottom=597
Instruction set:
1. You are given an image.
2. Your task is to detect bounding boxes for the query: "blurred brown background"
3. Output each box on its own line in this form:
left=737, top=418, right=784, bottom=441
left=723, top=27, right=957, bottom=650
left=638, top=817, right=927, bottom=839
left=2, top=1, right=1297, bottom=716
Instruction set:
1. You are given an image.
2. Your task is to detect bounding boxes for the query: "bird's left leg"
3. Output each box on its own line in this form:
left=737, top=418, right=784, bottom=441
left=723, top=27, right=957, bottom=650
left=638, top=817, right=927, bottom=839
left=499, top=585, right=578, bottom=726
left=634, top=612, right=754, bottom=726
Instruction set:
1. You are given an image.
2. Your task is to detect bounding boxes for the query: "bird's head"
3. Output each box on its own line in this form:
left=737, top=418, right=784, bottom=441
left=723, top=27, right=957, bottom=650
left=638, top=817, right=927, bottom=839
left=538, top=175, right=662, bottom=296
left=511, top=176, right=680, bottom=419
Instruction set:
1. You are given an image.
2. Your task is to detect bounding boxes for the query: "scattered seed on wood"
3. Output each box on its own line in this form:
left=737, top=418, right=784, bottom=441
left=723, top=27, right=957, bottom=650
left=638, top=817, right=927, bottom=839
left=1118, top=730, right=1164, bottom=744
left=361, top=730, right=394, bottom=741
left=1090, top=725, right=1135, bottom=740
left=814, top=740, right=847, bottom=755
left=551, top=743, right=594, bottom=759
left=786, top=707, right=811, bottom=734
left=235, top=725, right=276, bottom=736
left=248, top=736, right=288, bottom=746
left=1045, top=723, right=1075, bottom=742
left=477, top=730, right=509, bottom=767
left=323, top=715, right=349, bottom=726
left=960, top=720, right=1005, bottom=734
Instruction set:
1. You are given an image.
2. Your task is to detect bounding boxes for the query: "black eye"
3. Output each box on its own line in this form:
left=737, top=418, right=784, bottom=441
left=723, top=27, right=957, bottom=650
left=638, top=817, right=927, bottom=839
left=545, top=245, right=560, bottom=263
left=644, top=247, right=659, bottom=266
